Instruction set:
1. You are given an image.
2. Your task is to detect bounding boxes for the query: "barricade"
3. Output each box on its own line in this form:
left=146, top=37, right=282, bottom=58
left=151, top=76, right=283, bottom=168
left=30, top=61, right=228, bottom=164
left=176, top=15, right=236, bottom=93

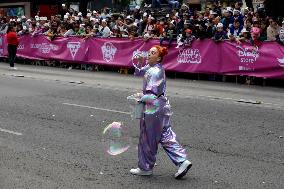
left=0, top=34, right=284, bottom=79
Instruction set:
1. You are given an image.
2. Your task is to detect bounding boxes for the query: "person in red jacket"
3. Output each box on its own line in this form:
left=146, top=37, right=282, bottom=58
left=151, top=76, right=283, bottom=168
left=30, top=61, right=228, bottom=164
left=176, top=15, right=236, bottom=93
left=6, top=24, right=19, bottom=70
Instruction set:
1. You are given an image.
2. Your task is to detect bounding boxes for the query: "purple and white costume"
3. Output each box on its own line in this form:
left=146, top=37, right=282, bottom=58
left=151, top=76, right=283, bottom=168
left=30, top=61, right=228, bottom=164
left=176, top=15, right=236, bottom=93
left=135, top=63, right=187, bottom=171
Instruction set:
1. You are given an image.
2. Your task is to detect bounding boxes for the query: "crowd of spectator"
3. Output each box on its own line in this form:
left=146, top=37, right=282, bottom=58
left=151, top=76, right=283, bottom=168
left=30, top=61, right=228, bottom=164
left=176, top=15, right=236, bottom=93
left=0, top=1, right=284, bottom=49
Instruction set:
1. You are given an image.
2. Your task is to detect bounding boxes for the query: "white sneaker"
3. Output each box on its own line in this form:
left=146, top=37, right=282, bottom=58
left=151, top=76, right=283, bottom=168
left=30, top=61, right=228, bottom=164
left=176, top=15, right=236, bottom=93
left=130, top=168, right=153, bottom=176
left=175, top=160, right=192, bottom=179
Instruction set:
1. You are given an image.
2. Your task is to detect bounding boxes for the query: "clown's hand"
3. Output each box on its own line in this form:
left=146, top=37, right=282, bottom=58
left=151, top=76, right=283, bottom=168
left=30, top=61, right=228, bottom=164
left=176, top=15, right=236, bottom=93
left=127, top=93, right=143, bottom=102
left=140, top=94, right=157, bottom=104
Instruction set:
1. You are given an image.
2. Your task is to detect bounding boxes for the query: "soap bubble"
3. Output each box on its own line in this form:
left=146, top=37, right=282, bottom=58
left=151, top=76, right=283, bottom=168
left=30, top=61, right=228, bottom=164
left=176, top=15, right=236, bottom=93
left=102, top=122, right=130, bottom=156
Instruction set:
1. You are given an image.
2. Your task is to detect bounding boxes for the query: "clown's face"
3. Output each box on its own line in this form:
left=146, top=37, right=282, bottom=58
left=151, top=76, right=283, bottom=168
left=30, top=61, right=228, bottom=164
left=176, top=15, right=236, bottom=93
left=147, top=47, right=160, bottom=66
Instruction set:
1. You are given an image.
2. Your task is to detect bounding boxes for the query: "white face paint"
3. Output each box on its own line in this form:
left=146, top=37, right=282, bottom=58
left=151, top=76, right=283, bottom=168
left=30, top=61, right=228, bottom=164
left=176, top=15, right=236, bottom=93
left=147, top=47, right=160, bottom=65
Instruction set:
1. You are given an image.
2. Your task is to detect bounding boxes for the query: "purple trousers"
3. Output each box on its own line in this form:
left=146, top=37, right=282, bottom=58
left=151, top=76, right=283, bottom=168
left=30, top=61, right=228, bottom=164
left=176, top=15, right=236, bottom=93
left=138, top=98, right=187, bottom=171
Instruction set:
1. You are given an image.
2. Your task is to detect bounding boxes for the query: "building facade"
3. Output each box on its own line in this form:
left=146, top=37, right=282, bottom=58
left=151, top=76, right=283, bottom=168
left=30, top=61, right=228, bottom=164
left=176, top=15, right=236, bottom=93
left=0, top=0, right=114, bottom=18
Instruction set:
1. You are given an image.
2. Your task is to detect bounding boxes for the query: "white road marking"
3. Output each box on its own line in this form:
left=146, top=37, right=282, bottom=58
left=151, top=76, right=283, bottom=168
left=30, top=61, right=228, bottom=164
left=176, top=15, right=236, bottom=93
left=62, top=103, right=131, bottom=115
left=0, top=128, right=23, bottom=136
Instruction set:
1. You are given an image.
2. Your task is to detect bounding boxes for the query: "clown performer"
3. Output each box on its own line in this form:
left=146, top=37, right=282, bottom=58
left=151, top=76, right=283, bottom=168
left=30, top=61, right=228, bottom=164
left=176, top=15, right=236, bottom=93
left=130, top=45, right=192, bottom=179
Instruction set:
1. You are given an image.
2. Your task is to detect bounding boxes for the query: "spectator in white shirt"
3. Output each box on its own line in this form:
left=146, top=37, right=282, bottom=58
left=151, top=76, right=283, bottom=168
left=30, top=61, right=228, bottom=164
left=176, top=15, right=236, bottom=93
left=63, top=23, right=75, bottom=37
left=267, top=18, right=281, bottom=41
left=99, top=19, right=111, bottom=38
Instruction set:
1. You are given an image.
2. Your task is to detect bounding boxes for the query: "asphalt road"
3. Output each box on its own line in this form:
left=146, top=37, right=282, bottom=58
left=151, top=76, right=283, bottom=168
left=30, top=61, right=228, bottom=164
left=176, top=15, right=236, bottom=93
left=0, top=63, right=283, bottom=189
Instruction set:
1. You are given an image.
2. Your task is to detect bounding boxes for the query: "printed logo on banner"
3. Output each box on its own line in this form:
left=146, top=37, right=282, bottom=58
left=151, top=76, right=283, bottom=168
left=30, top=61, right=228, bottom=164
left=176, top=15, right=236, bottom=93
left=0, top=37, right=3, bottom=55
left=67, top=42, right=81, bottom=59
left=277, top=58, right=284, bottom=67
left=17, top=44, right=25, bottom=50
left=177, top=48, right=202, bottom=64
left=31, top=43, right=58, bottom=54
left=101, top=42, right=117, bottom=63
left=236, top=45, right=260, bottom=71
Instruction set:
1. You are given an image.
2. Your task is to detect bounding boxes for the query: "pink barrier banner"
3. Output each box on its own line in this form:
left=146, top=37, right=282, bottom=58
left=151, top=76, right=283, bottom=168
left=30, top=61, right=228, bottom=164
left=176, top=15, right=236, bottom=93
left=0, top=34, right=284, bottom=79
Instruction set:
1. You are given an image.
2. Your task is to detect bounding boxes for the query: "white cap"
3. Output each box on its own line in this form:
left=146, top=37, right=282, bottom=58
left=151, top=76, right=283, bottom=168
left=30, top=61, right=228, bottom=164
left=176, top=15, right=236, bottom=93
left=226, top=7, right=233, bottom=12
left=233, top=9, right=240, bottom=13
left=143, top=12, right=147, bottom=17
left=64, top=15, right=68, bottom=19
left=223, top=9, right=229, bottom=13
left=66, top=12, right=70, bottom=16
left=102, top=19, right=107, bottom=23
left=93, top=10, right=97, bottom=14
left=210, top=10, right=217, bottom=15
left=166, top=14, right=170, bottom=18
left=27, top=19, right=31, bottom=22
left=133, top=22, right=138, bottom=27
left=241, top=28, right=249, bottom=33
left=17, top=18, right=21, bottom=22
left=80, top=24, right=85, bottom=28
left=90, top=17, right=95, bottom=21
left=21, top=15, right=26, bottom=19
left=135, top=5, right=140, bottom=10
left=62, top=3, right=66, bottom=7
left=126, top=15, right=132, bottom=20
left=78, top=12, right=82, bottom=16
left=23, top=25, right=27, bottom=30
left=87, top=13, right=92, bottom=17
left=217, top=23, right=223, bottom=28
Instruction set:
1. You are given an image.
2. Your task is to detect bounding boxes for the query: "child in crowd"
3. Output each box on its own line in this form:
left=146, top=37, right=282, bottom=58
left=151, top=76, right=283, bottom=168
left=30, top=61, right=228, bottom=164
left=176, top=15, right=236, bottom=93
left=236, top=28, right=251, bottom=44
left=250, top=26, right=262, bottom=47
left=228, top=19, right=243, bottom=41
left=176, top=29, right=195, bottom=48
left=213, top=23, right=228, bottom=42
